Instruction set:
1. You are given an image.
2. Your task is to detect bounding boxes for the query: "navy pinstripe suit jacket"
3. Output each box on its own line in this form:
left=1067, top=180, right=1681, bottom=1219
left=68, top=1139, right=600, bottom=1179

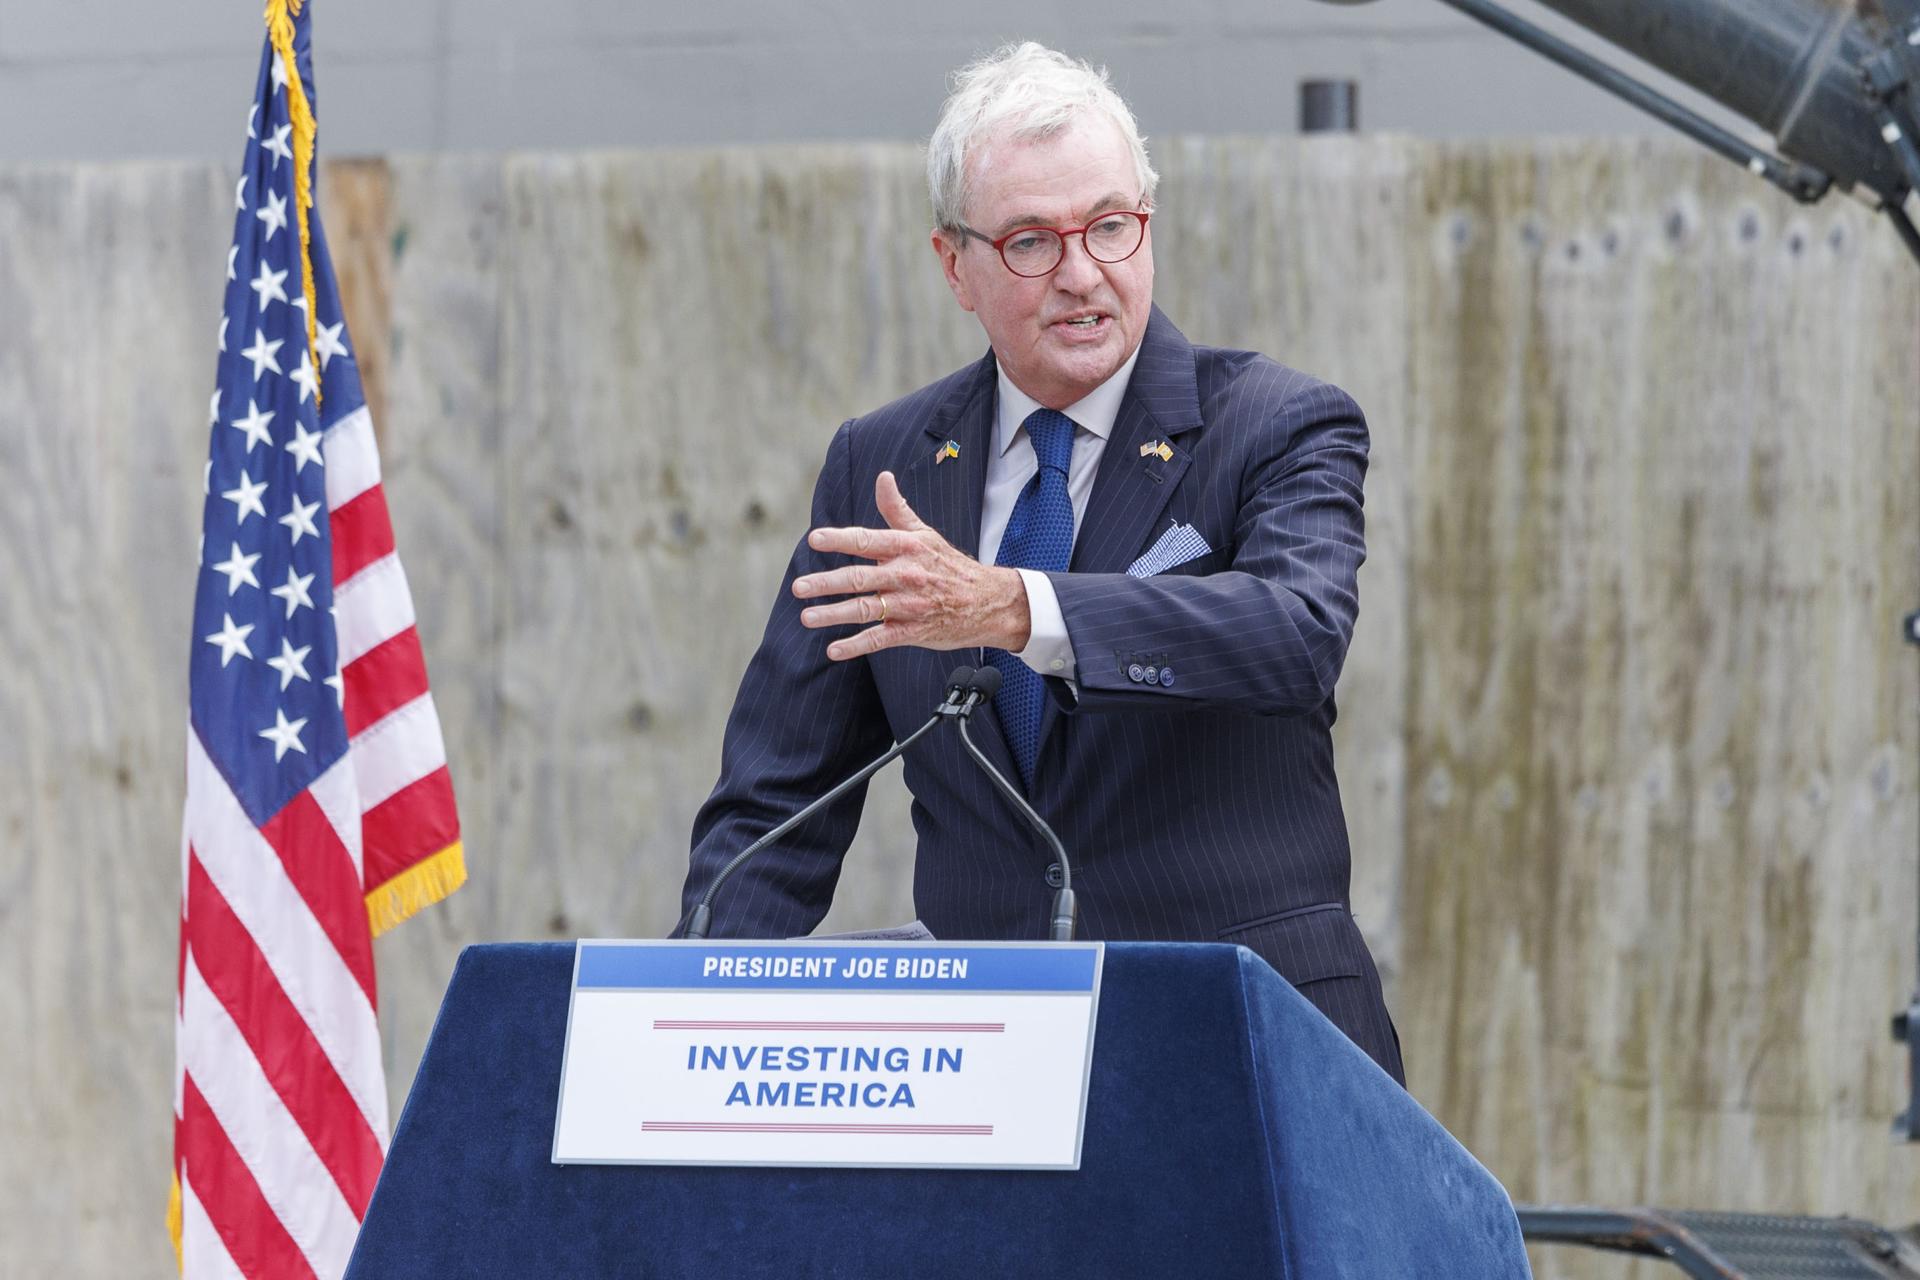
left=682, top=307, right=1403, bottom=1082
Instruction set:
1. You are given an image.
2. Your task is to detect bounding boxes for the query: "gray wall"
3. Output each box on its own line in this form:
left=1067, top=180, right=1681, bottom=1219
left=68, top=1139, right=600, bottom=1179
left=0, top=0, right=1757, bottom=164
left=2, top=134, right=1916, bottom=1276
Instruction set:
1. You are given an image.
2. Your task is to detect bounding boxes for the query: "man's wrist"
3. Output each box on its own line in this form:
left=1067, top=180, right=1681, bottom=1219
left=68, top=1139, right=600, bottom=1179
left=995, top=566, right=1032, bottom=650
left=1012, top=569, right=1077, bottom=680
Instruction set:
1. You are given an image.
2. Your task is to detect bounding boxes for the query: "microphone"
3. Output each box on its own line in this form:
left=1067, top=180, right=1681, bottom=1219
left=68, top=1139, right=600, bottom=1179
left=945, top=665, right=1079, bottom=942
left=680, top=669, right=978, bottom=940
left=936, top=663, right=999, bottom=720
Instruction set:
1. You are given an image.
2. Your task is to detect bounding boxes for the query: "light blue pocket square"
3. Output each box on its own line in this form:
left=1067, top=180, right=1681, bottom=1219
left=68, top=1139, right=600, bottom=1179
left=1127, top=521, right=1213, bottom=577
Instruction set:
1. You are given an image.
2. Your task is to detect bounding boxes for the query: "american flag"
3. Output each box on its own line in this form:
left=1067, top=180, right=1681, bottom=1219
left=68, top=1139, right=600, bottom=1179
left=171, top=3, right=464, bottom=1275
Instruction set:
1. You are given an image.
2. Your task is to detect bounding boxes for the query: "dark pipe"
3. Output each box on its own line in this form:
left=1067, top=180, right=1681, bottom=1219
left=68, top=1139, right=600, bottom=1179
left=1301, top=80, right=1360, bottom=133
left=1438, top=0, right=1832, bottom=200
left=1531, top=0, right=1907, bottom=200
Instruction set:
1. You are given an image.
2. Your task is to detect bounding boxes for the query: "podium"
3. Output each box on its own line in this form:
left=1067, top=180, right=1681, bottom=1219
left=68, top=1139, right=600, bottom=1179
left=346, top=942, right=1527, bottom=1278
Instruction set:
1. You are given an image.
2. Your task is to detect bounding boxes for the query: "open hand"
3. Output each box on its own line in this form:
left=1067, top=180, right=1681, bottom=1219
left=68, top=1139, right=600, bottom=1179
left=794, top=472, right=1031, bottom=660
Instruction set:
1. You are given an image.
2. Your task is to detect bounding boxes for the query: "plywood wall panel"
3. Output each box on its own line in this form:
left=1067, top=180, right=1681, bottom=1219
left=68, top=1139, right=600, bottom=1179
left=1, top=139, right=1913, bottom=1276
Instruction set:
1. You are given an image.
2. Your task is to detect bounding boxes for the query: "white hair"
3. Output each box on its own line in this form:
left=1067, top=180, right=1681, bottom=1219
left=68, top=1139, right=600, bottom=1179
left=927, top=41, right=1159, bottom=236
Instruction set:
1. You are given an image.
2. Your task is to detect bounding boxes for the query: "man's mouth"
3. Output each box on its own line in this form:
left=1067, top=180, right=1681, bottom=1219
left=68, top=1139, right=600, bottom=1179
left=1053, top=312, right=1109, bottom=333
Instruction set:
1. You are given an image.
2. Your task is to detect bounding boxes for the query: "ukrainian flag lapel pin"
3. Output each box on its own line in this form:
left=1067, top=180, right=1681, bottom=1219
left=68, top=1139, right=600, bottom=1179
left=1156, top=442, right=1174, bottom=462
left=935, top=439, right=961, bottom=464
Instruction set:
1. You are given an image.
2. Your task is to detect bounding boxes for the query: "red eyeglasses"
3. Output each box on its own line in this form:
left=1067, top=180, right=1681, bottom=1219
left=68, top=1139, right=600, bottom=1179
left=958, top=210, right=1151, bottom=278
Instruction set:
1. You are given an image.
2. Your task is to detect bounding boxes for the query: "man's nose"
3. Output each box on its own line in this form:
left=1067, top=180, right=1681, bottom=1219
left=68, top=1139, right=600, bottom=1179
left=1052, top=233, right=1103, bottom=291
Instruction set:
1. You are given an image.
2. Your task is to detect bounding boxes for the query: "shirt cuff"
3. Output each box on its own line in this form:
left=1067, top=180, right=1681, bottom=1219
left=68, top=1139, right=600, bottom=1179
left=1013, top=569, right=1076, bottom=681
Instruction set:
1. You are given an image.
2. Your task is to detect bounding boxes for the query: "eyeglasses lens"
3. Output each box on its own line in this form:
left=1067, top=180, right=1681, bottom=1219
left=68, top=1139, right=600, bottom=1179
left=1000, top=214, right=1145, bottom=276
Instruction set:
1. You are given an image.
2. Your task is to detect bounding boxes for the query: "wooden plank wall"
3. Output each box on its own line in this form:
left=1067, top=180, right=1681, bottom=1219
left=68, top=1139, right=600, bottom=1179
left=0, top=139, right=1913, bottom=1275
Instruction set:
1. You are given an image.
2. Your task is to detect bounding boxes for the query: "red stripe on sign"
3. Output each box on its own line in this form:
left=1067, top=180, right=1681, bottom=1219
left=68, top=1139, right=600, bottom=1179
left=362, top=766, right=460, bottom=892
left=653, top=1021, right=1003, bottom=1032
left=328, top=484, right=396, bottom=587
left=342, top=627, right=430, bottom=738
left=187, top=857, right=385, bottom=1216
left=258, top=791, right=378, bottom=1007
left=641, top=1122, right=993, bottom=1134
left=179, top=1074, right=322, bottom=1280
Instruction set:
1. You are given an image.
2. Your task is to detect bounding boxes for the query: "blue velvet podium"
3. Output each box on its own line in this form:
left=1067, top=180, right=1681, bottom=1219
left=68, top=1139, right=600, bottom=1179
left=346, top=942, right=1527, bottom=1278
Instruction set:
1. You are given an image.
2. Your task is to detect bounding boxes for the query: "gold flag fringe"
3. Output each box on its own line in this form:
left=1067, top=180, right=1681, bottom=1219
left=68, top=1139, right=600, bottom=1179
left=167, top=1174, right=183, bottom=1272
left=366, top=841, right=468, bottom=938
left=264, top=0, right=321, bottom=410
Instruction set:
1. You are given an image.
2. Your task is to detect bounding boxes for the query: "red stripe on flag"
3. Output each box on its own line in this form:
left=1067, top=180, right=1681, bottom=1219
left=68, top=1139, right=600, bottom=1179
left=187, top=856, right=385, bottom=1216
left=342, top=627, right=431, bottom=738
left=328, top=483, right=396, bottom=587
left=362, top=766, right=460, bottom=892
left=179, top=1073, right=322, bottom=1280
left=259, top=792, right=379, bottom=1008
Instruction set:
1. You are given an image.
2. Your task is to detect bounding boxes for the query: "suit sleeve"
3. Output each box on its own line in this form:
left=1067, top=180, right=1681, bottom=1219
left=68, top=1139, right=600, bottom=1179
left=678, top=421, right=894, bottom=937
left=1047, top=380, right=1368, bottom=716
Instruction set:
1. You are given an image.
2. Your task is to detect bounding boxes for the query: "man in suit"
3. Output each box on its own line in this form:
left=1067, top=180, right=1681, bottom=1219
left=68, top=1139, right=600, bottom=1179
left=680, top=42, right=1403, bottom=1084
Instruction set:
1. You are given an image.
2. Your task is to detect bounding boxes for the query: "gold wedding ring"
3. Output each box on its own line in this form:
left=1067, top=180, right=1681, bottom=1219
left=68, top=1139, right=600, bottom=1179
left=876, top=594, right=889, bottom=623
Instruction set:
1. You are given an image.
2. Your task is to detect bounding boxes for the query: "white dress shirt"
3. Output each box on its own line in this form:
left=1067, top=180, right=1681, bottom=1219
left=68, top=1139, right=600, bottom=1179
left=979, top=345, right=1143, bottom=681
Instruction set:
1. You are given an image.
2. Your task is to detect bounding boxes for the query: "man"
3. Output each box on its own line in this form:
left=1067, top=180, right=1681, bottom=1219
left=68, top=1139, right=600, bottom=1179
left=680, top=42, right=1402, bottom=1084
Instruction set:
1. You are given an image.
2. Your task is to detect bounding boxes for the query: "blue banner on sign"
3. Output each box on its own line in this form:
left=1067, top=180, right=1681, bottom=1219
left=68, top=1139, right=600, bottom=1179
left=576, top=943, right=1099, bottom=993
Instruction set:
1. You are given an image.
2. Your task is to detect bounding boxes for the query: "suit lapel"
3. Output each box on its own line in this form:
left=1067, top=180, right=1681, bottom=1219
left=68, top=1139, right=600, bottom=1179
left=895, top=353, right=1025, bottom=787
left=1070, top=307, right=1205, bottom=574
left=898, top=356, right=994, bottom=558
left=1036, top=309, right=1206, bottom=761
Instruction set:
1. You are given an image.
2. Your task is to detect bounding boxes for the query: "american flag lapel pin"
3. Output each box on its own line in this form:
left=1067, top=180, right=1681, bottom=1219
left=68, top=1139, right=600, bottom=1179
left=935, top=439, right=960, bottom=464
left=1138, top=439, right=1161, bottom=458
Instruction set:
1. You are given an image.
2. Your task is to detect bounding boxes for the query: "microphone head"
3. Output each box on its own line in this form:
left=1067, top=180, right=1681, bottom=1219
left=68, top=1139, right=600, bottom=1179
left=970, top=665, right=1002, bottom=699
left=945, top=665, right=976, bottom=697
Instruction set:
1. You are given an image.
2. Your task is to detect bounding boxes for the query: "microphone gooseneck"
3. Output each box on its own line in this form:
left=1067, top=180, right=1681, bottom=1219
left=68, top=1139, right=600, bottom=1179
left=683, top=664, right=1079, bottom=944
left=949, top=673, right=1077, bottom=942
left=682, top=671, right=977, bottom=940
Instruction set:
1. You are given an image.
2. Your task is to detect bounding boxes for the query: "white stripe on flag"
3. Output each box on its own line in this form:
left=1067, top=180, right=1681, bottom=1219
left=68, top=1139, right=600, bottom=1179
left=185, top=731, right=388, bottom=1138
left=182, top=955, right=361, bottom=1280
left=321, top=405, right=380, bottom=510
left=178, top=1172, right=251, bottom=1280
left=333, top=553, right=416, bottom=667
left=305, top=753, right=367, bottom=885
left=349, top=692, right=449, bottom=811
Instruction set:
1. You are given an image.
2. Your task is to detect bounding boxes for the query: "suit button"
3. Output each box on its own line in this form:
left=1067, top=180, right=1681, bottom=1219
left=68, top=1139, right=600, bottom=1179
left=1160, top=667, right=1175, bottom=687
left=1143, top=666, right=1160, bottom=685
left=1045, top=864, right=1064, bottom=889
left=1127, top=663, right=1145, bottom=683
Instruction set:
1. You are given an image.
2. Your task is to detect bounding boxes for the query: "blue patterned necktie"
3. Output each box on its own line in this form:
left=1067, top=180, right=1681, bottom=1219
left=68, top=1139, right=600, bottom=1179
left=986, top=408, right=1077, bottom=788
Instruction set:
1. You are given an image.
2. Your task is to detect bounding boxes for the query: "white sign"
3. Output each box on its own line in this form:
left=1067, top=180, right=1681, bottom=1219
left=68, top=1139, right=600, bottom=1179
left=552, top=940, right=1104, bottom=1170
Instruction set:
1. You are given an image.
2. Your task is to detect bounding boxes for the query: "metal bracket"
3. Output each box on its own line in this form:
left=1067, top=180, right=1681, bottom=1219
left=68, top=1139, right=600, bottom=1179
left=1894, top=997, right=1920, bottom=1141
left=1520, top=1205, right=1920, bottom=1278
left=1857, top=7, right=1920, bottom=260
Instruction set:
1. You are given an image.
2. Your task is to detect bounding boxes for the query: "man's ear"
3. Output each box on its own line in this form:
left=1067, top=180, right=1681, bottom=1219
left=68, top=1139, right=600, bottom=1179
left=930, top=228, right=976, bottom=314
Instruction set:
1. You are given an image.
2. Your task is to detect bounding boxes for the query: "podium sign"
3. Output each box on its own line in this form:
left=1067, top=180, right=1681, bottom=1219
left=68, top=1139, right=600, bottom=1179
left=552, top=940, right=1104, bottom=1169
